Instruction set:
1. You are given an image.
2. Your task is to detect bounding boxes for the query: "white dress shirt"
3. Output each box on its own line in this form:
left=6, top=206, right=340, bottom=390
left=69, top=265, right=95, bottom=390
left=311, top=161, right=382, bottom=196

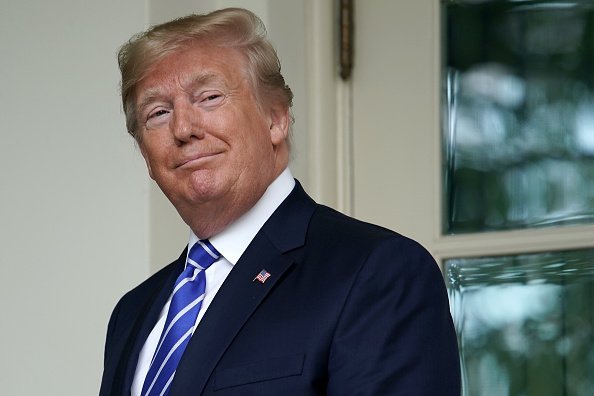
left=131, top=168, right=295, bottom=396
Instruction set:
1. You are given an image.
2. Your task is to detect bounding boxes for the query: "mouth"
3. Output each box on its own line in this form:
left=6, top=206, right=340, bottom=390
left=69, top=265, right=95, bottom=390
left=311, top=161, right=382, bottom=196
left=177, top=152, right=222, bottom=169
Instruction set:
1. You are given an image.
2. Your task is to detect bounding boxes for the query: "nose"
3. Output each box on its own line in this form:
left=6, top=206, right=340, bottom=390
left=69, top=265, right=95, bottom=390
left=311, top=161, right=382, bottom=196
left=171, top=102, right=204, bottom=144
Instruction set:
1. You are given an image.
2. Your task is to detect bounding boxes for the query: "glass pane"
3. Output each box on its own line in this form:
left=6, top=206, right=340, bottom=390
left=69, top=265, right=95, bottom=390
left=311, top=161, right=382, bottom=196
left=442, top=0, right=594, bottom=234
left=446, top=249, right=594, bottom=396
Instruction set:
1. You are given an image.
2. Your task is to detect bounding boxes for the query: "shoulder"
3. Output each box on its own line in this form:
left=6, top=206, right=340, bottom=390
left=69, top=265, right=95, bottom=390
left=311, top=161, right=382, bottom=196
left=126, top=259, right=179, bottom=298
left=113, top=256, right=181, bottom=317
left=309, top=204, right=434, bottom=264
left=301, top=204, right=444, bottom=296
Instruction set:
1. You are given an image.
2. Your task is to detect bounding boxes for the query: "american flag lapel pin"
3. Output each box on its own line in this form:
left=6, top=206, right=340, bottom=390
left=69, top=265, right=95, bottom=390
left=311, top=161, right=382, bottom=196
left=253, top=269, right=271, bottom=284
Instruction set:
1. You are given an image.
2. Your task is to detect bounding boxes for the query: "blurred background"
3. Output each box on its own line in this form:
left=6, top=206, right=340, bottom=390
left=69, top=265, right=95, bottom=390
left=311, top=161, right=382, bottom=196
left=1, top=0, right=592, bottom=395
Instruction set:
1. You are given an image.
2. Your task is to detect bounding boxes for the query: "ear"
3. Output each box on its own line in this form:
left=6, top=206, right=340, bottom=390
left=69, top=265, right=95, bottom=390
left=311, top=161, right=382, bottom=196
left=268, top=104, right=290, bottom=146
left=140, top=145, right=155, bottom=180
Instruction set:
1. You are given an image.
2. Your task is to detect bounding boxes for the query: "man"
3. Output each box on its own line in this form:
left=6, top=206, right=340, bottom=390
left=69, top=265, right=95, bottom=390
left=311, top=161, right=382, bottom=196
left=100, top=8, right=461, bottom=396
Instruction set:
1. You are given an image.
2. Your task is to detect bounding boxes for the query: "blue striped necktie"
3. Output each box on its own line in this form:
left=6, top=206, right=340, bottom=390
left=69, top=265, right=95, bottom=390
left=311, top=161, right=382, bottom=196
left=141, top=239, right=221, bottom=396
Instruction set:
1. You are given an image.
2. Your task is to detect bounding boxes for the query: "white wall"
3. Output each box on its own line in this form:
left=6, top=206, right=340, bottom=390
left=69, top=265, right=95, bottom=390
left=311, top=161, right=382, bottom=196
left=0, top=1, right=148, bottom=394
left=352, top=1, right=438, bottom=248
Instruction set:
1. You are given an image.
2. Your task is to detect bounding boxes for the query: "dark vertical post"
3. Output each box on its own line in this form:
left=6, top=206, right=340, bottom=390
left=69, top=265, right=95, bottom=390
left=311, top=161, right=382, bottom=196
left=340, top=0, right=354, bottom=80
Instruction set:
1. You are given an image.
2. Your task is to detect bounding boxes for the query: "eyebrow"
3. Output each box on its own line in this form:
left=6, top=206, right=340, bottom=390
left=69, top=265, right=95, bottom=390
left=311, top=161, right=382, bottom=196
left=188, top=72, right=224, bottom=89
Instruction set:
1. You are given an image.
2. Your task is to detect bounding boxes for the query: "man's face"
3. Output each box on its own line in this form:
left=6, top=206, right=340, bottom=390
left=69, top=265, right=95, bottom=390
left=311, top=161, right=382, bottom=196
left=134, top=43, right=288, bottom=223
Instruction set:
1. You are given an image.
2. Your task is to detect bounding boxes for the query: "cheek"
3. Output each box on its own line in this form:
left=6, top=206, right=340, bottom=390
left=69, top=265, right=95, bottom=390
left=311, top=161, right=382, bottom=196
left=142, top=132, right=173, bottom=160
left=234, top=135, right=269, bottom=166
left=142, top=147, right=171, bottom=180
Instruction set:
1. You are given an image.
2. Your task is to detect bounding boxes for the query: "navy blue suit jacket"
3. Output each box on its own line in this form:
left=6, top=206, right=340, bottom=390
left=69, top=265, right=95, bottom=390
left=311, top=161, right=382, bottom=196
left=100, top=182, right=461, bottom=395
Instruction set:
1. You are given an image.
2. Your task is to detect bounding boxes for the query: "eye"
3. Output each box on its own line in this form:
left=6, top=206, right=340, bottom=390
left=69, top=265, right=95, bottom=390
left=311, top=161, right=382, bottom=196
left=148, top=109, right=169, bottom=119
left=197, top=91, right=224, bottom=108
left=205, top=94, right=221, bottom=101
left=143, top=107, right=171, bottom=130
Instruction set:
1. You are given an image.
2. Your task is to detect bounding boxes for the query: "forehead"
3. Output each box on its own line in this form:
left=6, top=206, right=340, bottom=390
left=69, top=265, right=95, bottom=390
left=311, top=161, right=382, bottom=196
left=134, top=44, right=248, bottom=101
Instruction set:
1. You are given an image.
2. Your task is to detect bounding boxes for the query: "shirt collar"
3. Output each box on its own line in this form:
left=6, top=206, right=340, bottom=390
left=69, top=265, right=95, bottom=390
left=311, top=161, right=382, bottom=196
left=188, top=168, right=295, bottom=265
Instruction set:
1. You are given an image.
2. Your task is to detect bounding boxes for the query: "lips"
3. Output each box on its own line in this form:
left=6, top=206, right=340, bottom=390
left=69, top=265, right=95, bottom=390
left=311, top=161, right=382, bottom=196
left=177, top=152, right=222, bottom=169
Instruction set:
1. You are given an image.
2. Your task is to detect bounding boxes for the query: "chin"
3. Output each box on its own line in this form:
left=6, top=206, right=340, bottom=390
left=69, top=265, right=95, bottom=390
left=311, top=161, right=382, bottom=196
left=186, top=174, right=228, bottom=203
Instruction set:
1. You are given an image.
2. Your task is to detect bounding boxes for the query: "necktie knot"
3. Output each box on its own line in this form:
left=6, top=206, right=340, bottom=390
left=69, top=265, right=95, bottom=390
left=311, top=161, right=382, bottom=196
left=187, top=239, right=220, bottom=271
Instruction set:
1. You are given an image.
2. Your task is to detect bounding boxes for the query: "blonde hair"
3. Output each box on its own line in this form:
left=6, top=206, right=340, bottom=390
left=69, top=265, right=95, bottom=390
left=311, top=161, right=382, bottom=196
left=117, top=8, right=294, bottom=142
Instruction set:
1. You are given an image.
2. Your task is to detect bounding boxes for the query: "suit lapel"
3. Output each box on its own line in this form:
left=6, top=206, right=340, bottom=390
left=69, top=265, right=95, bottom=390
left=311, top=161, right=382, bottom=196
left=113, top=252, right=186, bottom=395
left=170, top=182, right=317, bottom=395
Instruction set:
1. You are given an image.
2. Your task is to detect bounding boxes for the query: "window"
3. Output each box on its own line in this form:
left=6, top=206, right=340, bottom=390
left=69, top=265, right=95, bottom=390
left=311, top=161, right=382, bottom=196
left=443, top=0, right=594, bottom=234
left=447, top=249, right=594, bottom=395
left=442, top=1, right=594, bottom=394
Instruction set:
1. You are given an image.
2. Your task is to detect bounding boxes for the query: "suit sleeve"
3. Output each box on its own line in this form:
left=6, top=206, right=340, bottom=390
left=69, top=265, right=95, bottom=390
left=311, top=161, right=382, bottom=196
left=103, top=298, right=122, bottom=367
left=327, top=236, right=461, bottom=396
